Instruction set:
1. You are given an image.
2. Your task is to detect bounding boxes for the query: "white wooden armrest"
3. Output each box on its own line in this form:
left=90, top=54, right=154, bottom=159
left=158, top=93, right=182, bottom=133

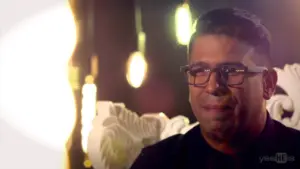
left=87, top=101, right=170, bottom=169
left=266, top=63, right=300, bottom=130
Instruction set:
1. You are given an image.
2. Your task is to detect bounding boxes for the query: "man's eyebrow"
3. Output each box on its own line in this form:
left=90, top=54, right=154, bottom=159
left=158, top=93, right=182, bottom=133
left=189, top=61, right=210, bottom=67
left=217, top=62, right=243, bottom=66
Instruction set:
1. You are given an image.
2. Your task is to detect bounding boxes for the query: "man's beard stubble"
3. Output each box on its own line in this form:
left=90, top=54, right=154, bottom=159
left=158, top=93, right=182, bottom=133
left=201, top=118, right=237, bottom=144
left=201, top=108, right=255, bottom=149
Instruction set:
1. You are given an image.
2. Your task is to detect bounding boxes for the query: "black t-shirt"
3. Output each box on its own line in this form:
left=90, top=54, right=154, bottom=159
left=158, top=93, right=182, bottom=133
left=130, top=114, right=300, bottom=169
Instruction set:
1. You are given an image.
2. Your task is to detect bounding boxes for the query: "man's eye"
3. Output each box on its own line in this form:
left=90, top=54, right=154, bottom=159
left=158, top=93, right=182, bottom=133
left=189, top=67, right=209, bottom=76
left=222, top=66, right=244, bottom=75
left=228, top=67, right=237, bottom=72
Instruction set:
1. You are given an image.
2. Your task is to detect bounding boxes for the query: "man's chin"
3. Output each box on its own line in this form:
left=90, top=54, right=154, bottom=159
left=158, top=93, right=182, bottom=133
left=205, top=130, right=232, bottom=143
left=205, top=124, right=235, bottom=142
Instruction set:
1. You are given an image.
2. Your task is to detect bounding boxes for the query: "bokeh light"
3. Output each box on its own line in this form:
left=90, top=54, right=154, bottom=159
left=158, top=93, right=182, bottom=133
left=0, top=1, right=77, bottom=168
left=175, top=3, right=193, bottom=45
left=126, top=51, right=148, bottom=88
left=81, top=75, right=97, bottom=153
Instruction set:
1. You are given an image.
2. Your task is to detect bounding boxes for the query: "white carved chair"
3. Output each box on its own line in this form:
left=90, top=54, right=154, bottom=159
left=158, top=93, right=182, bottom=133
left=87, top=63, right=300, bottom=169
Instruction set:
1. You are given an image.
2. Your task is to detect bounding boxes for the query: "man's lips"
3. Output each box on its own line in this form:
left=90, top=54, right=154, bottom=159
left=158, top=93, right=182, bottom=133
left=202, top=105, right=235, bottom=122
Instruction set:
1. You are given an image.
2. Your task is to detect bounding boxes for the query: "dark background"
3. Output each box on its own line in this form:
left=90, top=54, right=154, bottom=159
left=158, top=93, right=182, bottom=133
left=70, top=0, right=300, bottom=168
left=91, top=0, right=300, bottom=119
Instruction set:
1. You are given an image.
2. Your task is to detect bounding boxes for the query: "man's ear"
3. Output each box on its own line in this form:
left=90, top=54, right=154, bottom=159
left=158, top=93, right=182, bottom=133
left=263, top=69, right=278, bottom=100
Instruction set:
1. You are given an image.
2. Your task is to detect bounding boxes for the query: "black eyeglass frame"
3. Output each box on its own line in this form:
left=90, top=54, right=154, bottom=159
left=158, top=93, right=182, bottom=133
left=180, top=63, right=267, bottom=87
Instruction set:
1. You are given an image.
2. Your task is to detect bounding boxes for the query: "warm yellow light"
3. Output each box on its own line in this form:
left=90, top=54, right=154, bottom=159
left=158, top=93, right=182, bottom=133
left=126, top=51, right=148, bottom=88
left=83, top=159, right=93, bottom=168
left=0, top=1, right=77, bottom=169
left=138, top=32, right=146, bottom=54
left=81, top=76, right=97, bottom=153
left=175, top=3, right=193, bottom=45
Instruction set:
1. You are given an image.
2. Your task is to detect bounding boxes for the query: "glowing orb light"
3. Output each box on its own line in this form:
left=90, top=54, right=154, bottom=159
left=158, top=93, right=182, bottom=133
left=126, top=51, right=148, bottom=88
left=175, top=3, right=193, bottom=45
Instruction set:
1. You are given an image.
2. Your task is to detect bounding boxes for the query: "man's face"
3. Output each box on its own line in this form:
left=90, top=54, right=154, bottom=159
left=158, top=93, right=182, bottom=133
left=188, top=34, right=274, bottom=142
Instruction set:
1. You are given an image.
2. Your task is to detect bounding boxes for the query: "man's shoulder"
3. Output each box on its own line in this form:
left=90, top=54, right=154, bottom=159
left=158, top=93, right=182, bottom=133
left=139, top=133, right=184, bottom=160
left=130, top=125, right=200, bottom=169
left=273, top=120, right=300, bottom=137
left=129, top=134, right=183, bottom=169
left=143, top=124, right=201, bottom=153
left=272, top=119, right=300, bottom=146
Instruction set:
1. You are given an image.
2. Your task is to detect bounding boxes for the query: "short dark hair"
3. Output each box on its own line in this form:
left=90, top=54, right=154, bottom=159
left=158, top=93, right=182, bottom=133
left=188, top=8, right=272, bottom=67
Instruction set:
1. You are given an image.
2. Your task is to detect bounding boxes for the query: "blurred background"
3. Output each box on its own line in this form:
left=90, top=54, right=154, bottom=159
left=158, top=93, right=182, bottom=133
left=70, top=0, right=300, bottom=168
left=1, top=0, right=300, bottom=169
left=73, top=0, right=300, bottom=121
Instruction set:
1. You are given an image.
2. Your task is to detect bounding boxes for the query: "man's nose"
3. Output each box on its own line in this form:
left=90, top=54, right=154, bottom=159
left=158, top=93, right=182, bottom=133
left=205, top=72, right=228, bottom=96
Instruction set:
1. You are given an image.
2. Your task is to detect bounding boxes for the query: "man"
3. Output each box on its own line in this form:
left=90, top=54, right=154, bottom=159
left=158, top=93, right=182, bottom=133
left=130, top=8, right=300, bottom=169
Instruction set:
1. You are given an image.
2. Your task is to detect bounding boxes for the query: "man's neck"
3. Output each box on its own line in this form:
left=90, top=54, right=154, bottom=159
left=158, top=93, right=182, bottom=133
left=201, top=111, right=267, bottom=155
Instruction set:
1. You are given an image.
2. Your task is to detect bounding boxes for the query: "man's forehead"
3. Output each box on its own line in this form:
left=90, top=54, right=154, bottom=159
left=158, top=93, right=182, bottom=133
left=190, top=35, right=255, bottom=66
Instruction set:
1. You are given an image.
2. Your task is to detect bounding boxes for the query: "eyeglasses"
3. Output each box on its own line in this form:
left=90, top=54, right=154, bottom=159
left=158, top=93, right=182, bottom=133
left=180, top=63, right=267, bottom=87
